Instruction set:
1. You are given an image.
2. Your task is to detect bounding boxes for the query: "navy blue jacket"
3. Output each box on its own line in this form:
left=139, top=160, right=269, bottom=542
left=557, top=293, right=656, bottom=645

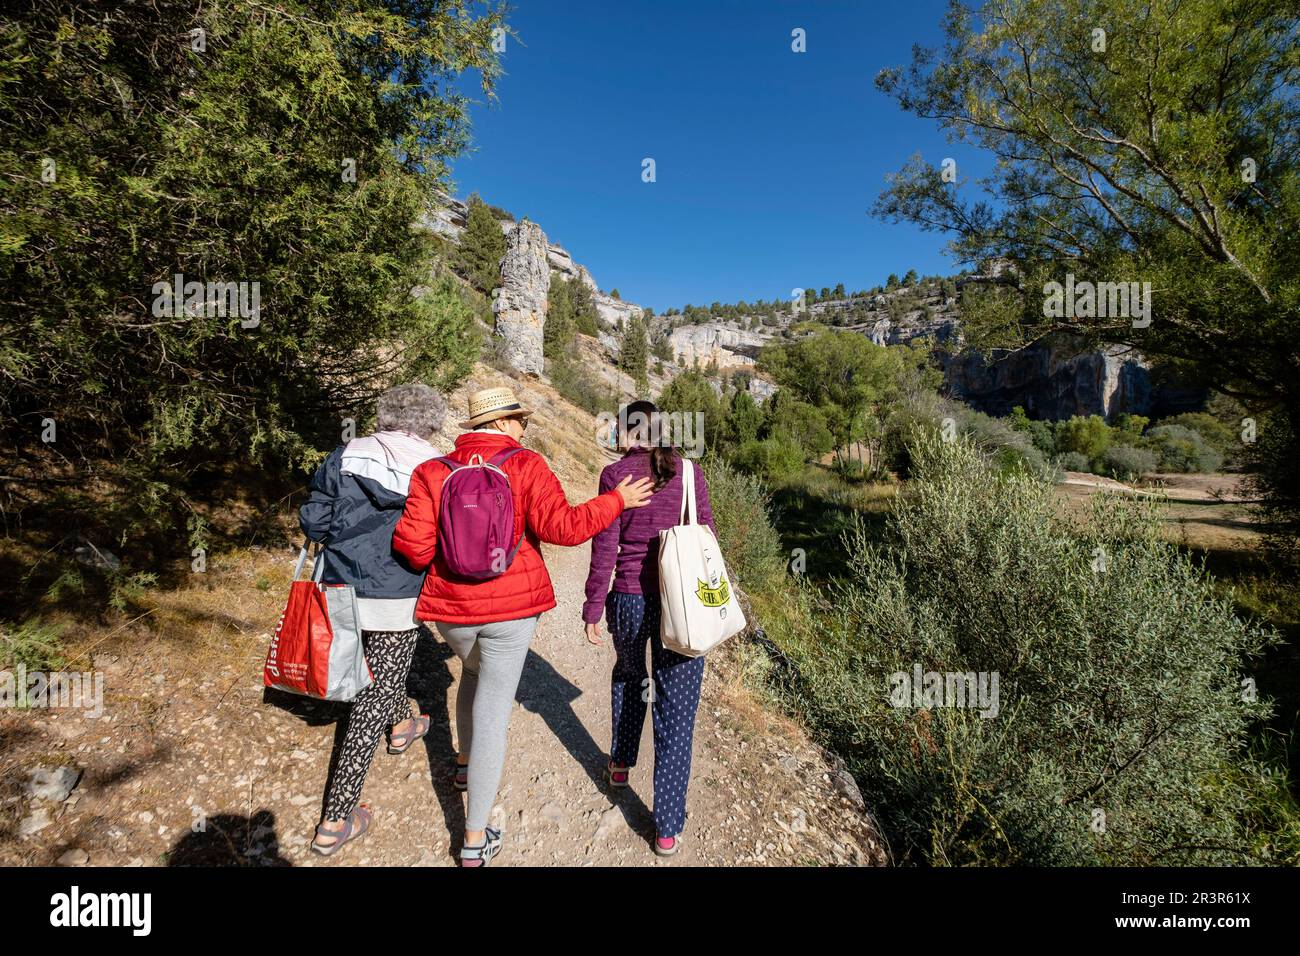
left=299, top=433, right=438, bottom=598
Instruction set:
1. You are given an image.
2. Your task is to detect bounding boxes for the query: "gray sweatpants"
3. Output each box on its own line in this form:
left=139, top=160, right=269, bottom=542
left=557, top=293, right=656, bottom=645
left=435, top=615, right=539, bottom=832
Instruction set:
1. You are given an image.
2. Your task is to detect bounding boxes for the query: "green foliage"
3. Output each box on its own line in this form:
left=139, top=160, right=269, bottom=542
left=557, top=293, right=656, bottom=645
left=732, top=437, right=806, bottom=484
left=0, top=618, right=66, bottom=671
left=874, top=0, right=1300, bottom=549
left=726, top=390, right=764, bottom=447
left=1057, top=451, right=1091, bottom=472
left=658, top=369, right=725, bottom=453
left=548, top=356, right=620, bottom=417
left=758, top=330, right=905, bottom=454
left=1160, top=412, right=1238, bottom=461
left=1058, top=416, right=1113, bottom=462
left=456, top=194, right=507, bottom=296
left=699, top=457, right=786, bottom=595
left=1245, top=410, right=1300, bottom=565
left=544, top=273, right=576, bottom=358
left=1144, top=424, right=1224, bottom=473
left=568, top=278, right=602, bottom=337
left=0, top=0, right=499, bottom=551
left=765, top=393, right=835, bottom=460
left=618, top=313, right=649, bottom=390
left=774, top=432, right=1279, bottom=864
left=1103, top=444, right=1158, bottom=481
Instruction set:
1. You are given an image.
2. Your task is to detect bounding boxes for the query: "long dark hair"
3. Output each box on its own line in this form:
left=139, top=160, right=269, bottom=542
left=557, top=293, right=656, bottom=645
left=621, top=400, right=677, bottom=490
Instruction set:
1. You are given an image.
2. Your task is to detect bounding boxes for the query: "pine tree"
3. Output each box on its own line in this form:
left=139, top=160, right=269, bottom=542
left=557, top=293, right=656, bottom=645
left=455, top=194, right=506, bottom=295
left=569, top=277, right=601, bottom=336
left=544, top=273, right=576, bottom=358
left=619, top=313, right=649, bottom=390
left=651, top=333, right=674, bottom=362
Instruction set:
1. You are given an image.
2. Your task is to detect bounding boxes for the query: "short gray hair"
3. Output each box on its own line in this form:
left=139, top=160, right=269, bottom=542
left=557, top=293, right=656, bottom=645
left=376, top=383, right=447, bottom=438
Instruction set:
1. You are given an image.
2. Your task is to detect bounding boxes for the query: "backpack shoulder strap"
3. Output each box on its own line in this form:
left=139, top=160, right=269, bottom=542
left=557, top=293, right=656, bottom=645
left=488, top=446, right=527, bottom=467
left=436, top=455, right=463, bottom=472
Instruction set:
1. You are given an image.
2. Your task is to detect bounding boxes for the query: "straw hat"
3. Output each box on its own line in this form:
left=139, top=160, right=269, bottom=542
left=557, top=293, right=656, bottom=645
left=459, top=386, right=535, bottom=430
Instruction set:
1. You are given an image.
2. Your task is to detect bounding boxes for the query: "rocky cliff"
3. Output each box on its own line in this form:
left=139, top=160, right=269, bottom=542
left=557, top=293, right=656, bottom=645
left=944, top=336, right=1205, bottom=420
left=491, top=218, right=549, bottom=375
left=427, top=195, right=1198, bottom=419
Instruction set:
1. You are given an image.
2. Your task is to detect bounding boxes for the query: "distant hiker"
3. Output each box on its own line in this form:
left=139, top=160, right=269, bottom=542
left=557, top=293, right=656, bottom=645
left=301, top=383, right=447, bottom=857
left=582, top=400, right=716, bottom=857
left=393, top=386, right=655, bottom=866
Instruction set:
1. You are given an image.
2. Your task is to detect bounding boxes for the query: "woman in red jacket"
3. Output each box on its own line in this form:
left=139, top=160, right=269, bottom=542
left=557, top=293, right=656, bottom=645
left=393, top=387, right=653, bottom=866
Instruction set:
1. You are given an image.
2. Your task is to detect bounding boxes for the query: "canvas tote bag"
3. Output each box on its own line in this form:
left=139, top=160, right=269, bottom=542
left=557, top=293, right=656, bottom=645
left=657, top=458, right=746, bottom=657
left=263, top=545, right=372, bottom=702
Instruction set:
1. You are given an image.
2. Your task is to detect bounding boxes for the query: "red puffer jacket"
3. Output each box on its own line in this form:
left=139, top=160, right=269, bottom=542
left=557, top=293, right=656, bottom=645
left=393, top=430, right=625, bottom=625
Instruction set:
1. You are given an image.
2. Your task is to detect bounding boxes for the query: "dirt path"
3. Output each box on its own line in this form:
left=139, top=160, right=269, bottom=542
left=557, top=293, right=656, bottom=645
left=1, top=542, right=884, bottom=868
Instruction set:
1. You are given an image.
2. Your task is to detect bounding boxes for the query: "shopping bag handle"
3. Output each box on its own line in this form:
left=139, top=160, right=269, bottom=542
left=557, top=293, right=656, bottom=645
left=293, top=542, right=325, bottom=583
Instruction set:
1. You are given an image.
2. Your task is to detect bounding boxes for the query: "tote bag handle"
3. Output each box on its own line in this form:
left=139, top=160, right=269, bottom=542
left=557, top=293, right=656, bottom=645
left=678, top=456, right=697, bottom=526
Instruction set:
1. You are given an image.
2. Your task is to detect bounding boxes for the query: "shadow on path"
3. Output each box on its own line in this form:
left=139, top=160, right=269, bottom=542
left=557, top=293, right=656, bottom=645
left=167, top=810, right=293, bottom=866
left=516, top=648, right=654, bottom=842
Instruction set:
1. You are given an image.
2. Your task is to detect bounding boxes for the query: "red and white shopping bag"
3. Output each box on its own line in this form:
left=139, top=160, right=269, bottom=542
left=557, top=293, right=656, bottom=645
left=263, top=546, right=372, bottom=701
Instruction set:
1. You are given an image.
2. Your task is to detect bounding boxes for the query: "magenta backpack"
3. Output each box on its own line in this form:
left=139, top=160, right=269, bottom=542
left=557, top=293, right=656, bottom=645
left=436, top=448, right=526, bottom=580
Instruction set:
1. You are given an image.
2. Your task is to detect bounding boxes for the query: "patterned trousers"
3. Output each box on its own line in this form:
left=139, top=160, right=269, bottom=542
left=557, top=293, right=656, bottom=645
left=322, top=627, right=419, bottom=821
left=607, top=592, right=706, bottom=839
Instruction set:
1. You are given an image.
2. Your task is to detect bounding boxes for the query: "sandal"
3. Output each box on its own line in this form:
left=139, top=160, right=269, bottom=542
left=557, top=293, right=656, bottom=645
left=387, top=714, right=431, bottom=755
left=459, top=827, right=503, bottom=867
left=606, top=760, right=630, bottom=789
left=653, top=834, right=679, bottom=857
left=311, top=805, right=373, bottom=857
left=451, top=756, right=468, bottom=792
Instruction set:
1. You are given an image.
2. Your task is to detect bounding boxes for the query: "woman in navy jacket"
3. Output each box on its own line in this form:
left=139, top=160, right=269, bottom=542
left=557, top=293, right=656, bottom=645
left=298, top=383, right=446, bottom=856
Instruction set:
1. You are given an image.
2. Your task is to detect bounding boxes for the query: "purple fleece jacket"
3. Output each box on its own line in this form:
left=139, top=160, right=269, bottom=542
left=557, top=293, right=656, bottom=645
left=582, top=450, right=716, bottom=624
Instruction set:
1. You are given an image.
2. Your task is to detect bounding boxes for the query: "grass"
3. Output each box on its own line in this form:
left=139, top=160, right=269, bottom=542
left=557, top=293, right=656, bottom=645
left=766, top=464, right=897, bottom=583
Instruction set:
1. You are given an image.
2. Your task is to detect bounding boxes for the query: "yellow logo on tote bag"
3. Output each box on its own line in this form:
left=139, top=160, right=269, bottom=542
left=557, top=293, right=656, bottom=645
left=695, top=577, right=730, bottom=608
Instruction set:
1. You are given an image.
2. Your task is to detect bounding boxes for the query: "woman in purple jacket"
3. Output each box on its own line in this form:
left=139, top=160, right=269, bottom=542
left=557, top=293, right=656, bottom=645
left=582, top=400, right=716, bottom=856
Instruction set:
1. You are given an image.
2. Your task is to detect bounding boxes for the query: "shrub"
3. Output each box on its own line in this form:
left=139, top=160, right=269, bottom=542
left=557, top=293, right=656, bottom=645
left=547, top=357, right=619, bottom=416
left=1160, top=412, right=1238, bottom=460
left=773, top=432, right=1277, bottom=865
left=1103, top=444, right=1158, bottom=481
left=951, top=406, right=1052, bottom=478
left=1144, top=424, right=1223, bottom=473
left=700, top=457, right=785, bottom=595
left=0, top=618, right=66, bottom=671
left=1058, top=415, right=1113, bottom=462
left=1057, top=451, right=1091, bottom=473
left=732, top=437, right=806, bottom=484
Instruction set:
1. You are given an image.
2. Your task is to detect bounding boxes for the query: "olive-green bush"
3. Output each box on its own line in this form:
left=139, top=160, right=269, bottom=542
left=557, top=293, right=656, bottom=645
left=776, top=432, right=1278, bottom=865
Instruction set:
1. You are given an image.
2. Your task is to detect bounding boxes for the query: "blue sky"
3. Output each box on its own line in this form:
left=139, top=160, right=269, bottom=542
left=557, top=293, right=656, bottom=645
left=450, top=0, right=988, bottom=312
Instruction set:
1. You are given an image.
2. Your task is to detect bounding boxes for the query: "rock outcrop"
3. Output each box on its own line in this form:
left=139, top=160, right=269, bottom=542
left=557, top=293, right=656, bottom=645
left=669, top=323, right=766, bottom=368
left=492, top=219, right=550, bottom=375
left=943, top=333, right=1203, bottom=420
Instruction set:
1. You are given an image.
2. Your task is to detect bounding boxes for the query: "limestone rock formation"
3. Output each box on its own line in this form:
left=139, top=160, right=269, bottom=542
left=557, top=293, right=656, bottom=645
left=492, top=218, right=549, bottom=375
left=668, top=323, right=766, bottom=368
left=943, top=333, right=1203, bottom=420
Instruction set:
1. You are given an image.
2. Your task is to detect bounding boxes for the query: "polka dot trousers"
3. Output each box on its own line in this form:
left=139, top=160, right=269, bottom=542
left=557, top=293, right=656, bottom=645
left=606, top=591, right=705, bottom=840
